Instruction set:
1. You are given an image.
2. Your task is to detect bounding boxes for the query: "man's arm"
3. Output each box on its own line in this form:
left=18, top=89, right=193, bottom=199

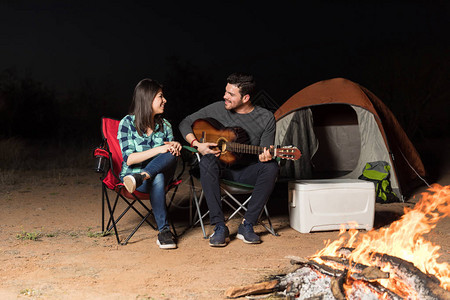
left=178, top=102, right=220, bottom=140
left=259, top=114, right=276, bottom=148
left=178, top=102, right=223, bottom=156
left=258, top=113, right=276, bottom=162
left=186, top=132, right=220, bottom=156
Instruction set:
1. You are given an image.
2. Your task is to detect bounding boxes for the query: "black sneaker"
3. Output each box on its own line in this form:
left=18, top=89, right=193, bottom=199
left=237, top=220, right=261, bottom=244
left=123, top=173, right=145, bottom=193
left=209, top=224, right=230, bottom=247
left=157, top=228, right=177, bottom=249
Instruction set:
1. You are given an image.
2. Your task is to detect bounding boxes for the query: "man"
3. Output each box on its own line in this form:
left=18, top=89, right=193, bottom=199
left=179, top=73, right=279, bottom=247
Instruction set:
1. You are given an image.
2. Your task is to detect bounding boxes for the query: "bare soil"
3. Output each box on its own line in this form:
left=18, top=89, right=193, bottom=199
left=1, top=155, right=449, bottom=300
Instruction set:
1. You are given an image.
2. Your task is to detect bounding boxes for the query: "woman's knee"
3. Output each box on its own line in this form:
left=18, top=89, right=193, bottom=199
left=162, top=152, right=177, bottom=163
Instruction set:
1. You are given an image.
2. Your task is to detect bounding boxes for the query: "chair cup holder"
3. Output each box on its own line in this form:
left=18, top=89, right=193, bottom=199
left=94, top=155, right=108, bottom=173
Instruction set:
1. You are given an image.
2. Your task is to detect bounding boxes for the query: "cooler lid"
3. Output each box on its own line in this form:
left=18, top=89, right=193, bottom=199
left=288, top=179, right=374, bottom=191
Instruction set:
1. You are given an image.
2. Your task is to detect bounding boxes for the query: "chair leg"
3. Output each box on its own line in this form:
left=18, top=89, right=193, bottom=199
left=107, top=193, right=156, bottom=232
left=189, top=175, right=208, bottom=238
left=167, top=184, right=179, bottom=238
left=120, top=210, right=153, bottom=245
left=258, top=205, right=279, bottom=236
left=193, top=190, right=208, bottom=239
left=103, top=185, right=121, bottom=244
left=222, top=190, right=250, bottom=220
left=220, top=189, right=279, bottom=237
left=106, top=191, right=121, bottom=231
left=104, top=187, right=157, bottom=245
left=102, top=184, right=105, bottom=232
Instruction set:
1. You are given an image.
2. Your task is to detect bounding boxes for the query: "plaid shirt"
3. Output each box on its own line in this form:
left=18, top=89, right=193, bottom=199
left=117, top=115, right=174, bottom=178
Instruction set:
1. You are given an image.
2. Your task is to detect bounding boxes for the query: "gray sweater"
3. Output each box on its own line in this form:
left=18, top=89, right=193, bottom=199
left=178, top=101, right=275, bottom=148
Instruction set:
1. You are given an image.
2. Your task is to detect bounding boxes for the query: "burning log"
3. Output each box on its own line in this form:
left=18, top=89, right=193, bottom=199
left=373, top=253, right=450, bottom=300
left=316, top=256, right=404, bottom=300
left=336, top=248, right=450, bottom=299
left=319, top=255, right=390, bottom=281
left=226, top=255, right=439, bottom=299
left=330, top=269, right=347, bottom=300
left=307, top=260, right=345, bottom=277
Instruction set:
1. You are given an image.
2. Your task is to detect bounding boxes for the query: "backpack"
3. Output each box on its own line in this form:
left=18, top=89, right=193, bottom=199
left=358, top=161, right=399, bottom=203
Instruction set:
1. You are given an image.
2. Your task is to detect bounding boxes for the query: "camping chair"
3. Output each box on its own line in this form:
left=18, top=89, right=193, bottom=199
left=93, top=117, right=182, bottom=245
left=183, top=146, right=278, bottom=239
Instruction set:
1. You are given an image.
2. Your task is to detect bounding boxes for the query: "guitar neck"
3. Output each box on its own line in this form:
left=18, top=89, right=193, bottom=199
left=226, top=142, right=272, bottom=156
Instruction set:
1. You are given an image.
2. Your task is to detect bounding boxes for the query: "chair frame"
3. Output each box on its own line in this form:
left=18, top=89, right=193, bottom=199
left=184, top=146, right=278, bottom=239
left=96, top=117, right=182, bottom=245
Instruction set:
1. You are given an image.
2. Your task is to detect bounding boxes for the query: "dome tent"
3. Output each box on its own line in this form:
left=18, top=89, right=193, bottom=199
left=274, top=78, right=426, bottom=199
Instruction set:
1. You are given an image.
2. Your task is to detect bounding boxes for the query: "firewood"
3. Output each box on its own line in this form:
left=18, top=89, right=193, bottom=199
left=363, top=282, right=405, bottom=300
left=330, top=270, right=347, bottom=300
left=287, top=255, right=309, bottom=265
left=320, top=255, right=394, bottom=281
left=336, top=249, right=450, bottom=299
left=373, top=253, right=450, bottom=300
left=307, top=260, right=345, bottom=277
left=320, top=255, right=368, bottom=273
left=353, top=266, right=390, bottom=281
left=317, top=257, right=404, bottom=299
left=224, top=279, right=280, bottom=298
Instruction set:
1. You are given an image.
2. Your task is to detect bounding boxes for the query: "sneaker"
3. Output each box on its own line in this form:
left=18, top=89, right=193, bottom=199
left=237, top=220, right=261, bottom=244
left=123, top=173, right=146, bottom=193
left=209, top=224, right=230, bottom=247
left=156, top=228, right=177, bottom=249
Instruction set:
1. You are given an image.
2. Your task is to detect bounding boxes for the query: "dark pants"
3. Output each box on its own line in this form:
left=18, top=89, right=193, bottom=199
left=199, top=154, right=279, bottom=225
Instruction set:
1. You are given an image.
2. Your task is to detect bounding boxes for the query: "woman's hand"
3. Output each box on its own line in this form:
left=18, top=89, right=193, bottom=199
left=164, top=141, right=181, bottom=156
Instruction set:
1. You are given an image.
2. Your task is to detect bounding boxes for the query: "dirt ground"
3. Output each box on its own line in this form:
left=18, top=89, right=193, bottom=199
left=1, top=148, right=449, bottom=299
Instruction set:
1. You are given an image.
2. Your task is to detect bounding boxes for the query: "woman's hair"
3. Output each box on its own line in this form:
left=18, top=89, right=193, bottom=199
left=129, top=78, right=164, bottom=136
left=227, top=72, right=256, bottom=99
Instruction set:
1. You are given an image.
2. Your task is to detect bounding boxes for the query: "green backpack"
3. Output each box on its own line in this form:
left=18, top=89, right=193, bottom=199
left=358, top=161, right=399, bottom=203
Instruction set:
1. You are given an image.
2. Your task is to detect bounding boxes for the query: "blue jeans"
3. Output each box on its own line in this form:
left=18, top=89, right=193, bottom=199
left=199, top=154, right=279, bottom=225
left=133, top=152, right=178, bottom=231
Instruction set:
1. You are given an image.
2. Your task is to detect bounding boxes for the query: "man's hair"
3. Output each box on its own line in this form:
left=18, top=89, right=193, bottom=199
left=227, top=73, right=256, bottom=99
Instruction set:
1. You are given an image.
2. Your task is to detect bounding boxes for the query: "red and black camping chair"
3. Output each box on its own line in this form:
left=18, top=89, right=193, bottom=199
left=93, top=117, right=183, bottom=245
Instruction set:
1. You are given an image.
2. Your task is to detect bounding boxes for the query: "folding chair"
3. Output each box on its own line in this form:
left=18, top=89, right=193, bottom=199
left=93, top=117, right=182, bottom=245
left=183, top=146, right=278, bottom=239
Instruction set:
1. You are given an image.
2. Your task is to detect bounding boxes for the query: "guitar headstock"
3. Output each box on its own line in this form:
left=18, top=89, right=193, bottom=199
left=275, top=146, right=301, bottom=161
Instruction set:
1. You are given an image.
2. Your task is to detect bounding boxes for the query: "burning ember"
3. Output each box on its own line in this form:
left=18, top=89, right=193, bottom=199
left=226, top=184, right=450, bottom=299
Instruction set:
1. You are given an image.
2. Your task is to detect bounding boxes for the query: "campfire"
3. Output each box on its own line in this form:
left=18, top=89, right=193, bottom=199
left=226, top=184, right=450, bottom=299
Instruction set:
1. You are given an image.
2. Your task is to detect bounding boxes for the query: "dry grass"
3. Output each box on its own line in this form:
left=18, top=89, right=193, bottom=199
left=0, top=137, right=94, bottom=187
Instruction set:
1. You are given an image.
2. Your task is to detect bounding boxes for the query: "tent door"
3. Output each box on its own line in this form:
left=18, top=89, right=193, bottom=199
left=311, top=104, right=361, bottom=178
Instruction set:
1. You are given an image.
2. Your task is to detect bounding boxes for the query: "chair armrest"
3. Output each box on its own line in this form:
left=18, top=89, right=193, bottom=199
left=182, top=145, right=198, bottom=153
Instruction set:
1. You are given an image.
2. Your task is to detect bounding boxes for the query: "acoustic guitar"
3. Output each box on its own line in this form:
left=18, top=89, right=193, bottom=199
left=192, top=118, right=301, bottom=165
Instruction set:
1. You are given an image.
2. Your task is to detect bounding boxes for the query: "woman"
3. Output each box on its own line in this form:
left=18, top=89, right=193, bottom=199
left=118, top=78, right=181, bottom=249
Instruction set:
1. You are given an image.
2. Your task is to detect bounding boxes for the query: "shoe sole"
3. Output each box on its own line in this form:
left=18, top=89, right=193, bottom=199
left=236, top=233, right=261, bottom=244
left=209, top=237, right=230, bottom=247
left=157, top=239, right=177, bottom=249
left=123, top=175, right=136, bottom=193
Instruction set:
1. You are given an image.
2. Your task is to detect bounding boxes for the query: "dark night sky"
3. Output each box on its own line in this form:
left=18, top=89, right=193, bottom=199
left=1, top=1, right=449, bottom=106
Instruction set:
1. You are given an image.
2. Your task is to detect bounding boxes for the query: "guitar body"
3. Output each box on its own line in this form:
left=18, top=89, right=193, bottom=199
left=192, top=118, right=302, bottom=165
left=192, top=118, right=250, bottom=165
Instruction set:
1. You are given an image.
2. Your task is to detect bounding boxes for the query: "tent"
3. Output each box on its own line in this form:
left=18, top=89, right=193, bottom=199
left=274, top=77, right=426, bottom=199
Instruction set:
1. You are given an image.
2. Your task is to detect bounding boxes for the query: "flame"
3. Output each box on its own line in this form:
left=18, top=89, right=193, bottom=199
left=311, top=184, right=450, bottom=292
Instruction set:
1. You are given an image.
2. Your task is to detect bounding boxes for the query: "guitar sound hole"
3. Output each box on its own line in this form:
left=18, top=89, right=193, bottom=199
left=217, top=138, right=227, bottom=153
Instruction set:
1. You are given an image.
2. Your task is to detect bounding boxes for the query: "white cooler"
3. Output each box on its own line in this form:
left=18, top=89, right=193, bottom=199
left=288, top=179, right=375, bottom=233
